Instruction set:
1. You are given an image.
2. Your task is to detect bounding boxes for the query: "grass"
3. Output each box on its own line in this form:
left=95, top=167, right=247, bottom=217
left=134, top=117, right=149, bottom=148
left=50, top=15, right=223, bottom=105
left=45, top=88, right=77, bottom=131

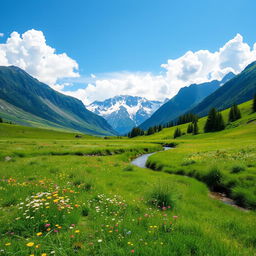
left=0, top=99, right=255, bottom=255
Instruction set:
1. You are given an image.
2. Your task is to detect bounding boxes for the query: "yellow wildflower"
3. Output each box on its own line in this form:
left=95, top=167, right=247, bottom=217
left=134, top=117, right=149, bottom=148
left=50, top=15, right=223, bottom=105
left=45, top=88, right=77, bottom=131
left=5, top=242, right=11, bottom=246
left=26, top=242, right=34, bottom=247
left=36, top=232, right=43, bottom=236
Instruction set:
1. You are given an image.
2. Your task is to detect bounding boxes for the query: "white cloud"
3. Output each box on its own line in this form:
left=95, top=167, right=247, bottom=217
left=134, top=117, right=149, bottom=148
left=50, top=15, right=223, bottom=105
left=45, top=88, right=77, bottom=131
left=0, top=29, right=79, bottom=85
left=65, top=34, right=256, bottom=105
left=0, top=31, right=255, bottom=106
left=0, top=33, right=4, bottom=37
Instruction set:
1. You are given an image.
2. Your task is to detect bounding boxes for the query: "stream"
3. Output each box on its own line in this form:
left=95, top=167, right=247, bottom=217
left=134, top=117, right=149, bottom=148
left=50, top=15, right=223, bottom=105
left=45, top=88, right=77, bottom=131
left=131, top=147, right=247, bottom=211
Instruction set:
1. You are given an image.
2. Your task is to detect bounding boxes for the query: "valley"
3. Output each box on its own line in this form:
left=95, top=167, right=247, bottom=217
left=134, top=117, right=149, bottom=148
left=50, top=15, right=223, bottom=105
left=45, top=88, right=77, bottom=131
left=0, top=99, right=255, bottom=255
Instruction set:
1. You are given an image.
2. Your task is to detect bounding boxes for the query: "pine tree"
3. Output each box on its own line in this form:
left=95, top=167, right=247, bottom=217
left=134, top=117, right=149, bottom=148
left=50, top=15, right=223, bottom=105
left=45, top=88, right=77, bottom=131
left=173, top=128, right=182, bottom=138
left=253, top=94, right=256, bottom=112
left=128, top=127, right=144, bottom=138
left=187, top=123, right=193, bottom=133
left=193, top=121, right=199, bottom=135
left=204, top=108, right=217, bottom=132
left=229, top=104, right=241, bottom=122
left=234, top=104, right=241, bottom=120
left=0, top=117, right=2, bottom=123
left=147, top=127, right=155, bottom=135
left=216, top=112, right=225, bottom=131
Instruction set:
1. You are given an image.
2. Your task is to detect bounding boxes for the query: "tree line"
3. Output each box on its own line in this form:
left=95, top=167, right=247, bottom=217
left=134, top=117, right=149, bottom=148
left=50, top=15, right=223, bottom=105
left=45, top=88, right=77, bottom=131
left=128, top=95, right=256, bottom=139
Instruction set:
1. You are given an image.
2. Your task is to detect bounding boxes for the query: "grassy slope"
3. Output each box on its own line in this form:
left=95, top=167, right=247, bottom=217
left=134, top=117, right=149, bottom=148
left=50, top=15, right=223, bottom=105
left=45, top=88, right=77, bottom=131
left=142, top=100, right=256, bottom=208
left=0, top=101, right=255, bottom=255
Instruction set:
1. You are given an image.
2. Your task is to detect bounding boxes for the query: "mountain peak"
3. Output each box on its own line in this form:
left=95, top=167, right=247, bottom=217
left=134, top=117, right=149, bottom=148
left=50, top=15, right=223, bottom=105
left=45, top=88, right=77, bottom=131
left=87, top=95, right=163, bottom=134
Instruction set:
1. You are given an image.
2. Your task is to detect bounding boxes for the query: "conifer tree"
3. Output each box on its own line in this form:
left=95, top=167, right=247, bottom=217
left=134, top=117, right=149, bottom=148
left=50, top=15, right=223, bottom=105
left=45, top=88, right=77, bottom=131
left=253, top=94, right=256, bottom=112
left=147, top=127, right=155, bottom=135
left=216, top=112, right=225, bottom=131
left=193, top=121, right=199, bottom=135
left=229, top=104, right=241, bottom=122
left=204, top=108, right=225, bottom=132
left=173, top=128, right=182, bottom=138
left=204, top=108, right=217, bottom=132
left=187, top=123, right=193, bottom=133
left=0, top=117, right=2, bottom=123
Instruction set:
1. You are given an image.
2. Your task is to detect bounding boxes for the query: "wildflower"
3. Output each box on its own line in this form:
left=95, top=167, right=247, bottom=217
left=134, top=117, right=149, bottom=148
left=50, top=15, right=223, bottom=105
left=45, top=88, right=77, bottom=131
left=41, top=253, right=47, bottom=256
left=75, top=230, right=80, bottom=233
left=173, top=216, right=178, bottom=219
left=35, top=244, right=41, bottom=248
left=98, top=239, right=103, bottom=243
left=131, top=249, right=135, bottom=253
left=5, top=242, right=11, bottom=246
left=45, top=224, right=50, bottom=227
left=36, top=232, right=43, bottom=236
left=26, top=242, right=34, bottom=247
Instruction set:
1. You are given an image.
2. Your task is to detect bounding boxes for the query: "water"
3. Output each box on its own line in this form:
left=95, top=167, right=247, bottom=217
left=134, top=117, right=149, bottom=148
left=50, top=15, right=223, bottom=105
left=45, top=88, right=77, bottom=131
left=131, top=147, right=171, bottom=168
left=131, top=147, right=247, bottom=211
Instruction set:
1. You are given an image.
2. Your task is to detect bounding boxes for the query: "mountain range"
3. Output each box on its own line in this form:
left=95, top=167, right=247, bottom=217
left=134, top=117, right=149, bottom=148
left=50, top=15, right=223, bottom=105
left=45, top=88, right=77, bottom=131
left=1, top=61, right=256, bottom=136
left=189, top=61, right=256, bottom=117
left=0, top=66, right=116, bottom=136
left=87, top=95, right=164, bottom=134
left=139, top=72, right=235, bottom=130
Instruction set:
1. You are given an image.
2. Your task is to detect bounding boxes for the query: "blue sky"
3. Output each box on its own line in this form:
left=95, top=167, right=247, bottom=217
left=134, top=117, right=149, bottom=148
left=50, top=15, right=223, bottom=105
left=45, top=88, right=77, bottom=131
left=0, top=0, right=256, bottom=103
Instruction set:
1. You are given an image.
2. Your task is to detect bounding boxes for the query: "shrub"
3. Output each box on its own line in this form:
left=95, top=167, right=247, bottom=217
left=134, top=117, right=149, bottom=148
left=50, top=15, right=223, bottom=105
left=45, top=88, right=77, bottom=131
left=147, top=183, right=175, bottom=209
left=204, top=167, right=224, bottom=191
left=231, top=165, right=246, bottom=174
left=123, top=165, right=134, bottom=172
left=181, top=160, right=196, bottom=166
left=81, top=205, right=89, bottom=216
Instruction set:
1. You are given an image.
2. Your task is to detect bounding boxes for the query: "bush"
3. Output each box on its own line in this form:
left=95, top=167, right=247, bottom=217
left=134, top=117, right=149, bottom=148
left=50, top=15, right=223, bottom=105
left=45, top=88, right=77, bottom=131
left=147, top=183, right=175, bottom=209
left=231, top=165, right=246, bottom=174
left=204, top=167, right=224, bottom=191
left=181, top=160, right=196, bottom=166
left=231, top=187, right=256, bottom=209
left=123, top=165, right=134, bottom=172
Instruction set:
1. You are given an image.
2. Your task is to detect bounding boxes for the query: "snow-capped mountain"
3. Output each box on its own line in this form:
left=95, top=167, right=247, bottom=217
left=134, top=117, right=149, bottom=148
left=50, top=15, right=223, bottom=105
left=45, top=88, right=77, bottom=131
left=87, top=95, right=164, bottom=134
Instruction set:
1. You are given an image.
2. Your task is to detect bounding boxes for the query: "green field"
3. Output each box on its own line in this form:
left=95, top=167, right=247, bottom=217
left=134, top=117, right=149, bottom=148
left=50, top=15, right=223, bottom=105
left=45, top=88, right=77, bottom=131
left=0, top=100, right=256, bottom=255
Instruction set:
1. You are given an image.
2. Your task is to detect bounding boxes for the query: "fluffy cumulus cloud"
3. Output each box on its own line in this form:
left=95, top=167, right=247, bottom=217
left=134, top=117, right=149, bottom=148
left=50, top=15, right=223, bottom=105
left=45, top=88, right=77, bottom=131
left=0, top=30, right=256, bottom=105
left=0, top=29, right=79, bottom=85
left=0, top=33, right=4, bottom=37
left=65, top=34, right=256, bottom=105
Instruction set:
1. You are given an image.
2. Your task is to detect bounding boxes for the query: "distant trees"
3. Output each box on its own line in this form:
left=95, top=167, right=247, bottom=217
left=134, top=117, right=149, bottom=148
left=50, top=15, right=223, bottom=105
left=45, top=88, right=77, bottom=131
left=173, top=128, right=182, bottom=138
left=146, top=125, right=163, bottom=136
left=164, top=121, right=175, bottom=128
left=229, top=104, right=241, bottom=122
left=204, top=108, right=225, bottom=132
left=177, top=113, right=198, bottom=125
left=187, top=121, right=199, bottom=135
left=187, top=123, right=193, bottom=133
left=0, top=117, right=2, bottom=123
left=193, top=121, right=199, bottom=135
left=253, top=94, right=256, bottom=112
left=128, top=127, right=144, bottom=138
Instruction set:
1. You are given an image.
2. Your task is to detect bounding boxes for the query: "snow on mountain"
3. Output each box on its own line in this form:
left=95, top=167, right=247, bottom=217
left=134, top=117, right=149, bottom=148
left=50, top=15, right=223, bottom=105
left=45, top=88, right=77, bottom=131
left=87, top=95, right=164, bottom=135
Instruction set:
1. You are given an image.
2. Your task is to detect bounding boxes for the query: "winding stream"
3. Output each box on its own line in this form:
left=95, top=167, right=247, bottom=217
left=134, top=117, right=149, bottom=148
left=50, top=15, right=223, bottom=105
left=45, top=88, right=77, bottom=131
left=131, top=147, right=247, bottom=211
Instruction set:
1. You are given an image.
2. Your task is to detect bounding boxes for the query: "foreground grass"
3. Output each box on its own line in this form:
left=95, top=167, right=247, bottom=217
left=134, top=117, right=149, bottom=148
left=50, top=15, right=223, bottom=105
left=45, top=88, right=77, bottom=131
left=0, top=100, right=256, bottom=255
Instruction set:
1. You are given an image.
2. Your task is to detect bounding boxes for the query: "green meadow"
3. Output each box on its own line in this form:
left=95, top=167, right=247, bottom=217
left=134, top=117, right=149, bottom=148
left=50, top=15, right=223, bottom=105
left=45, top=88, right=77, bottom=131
left=0, top=100, right=256, bottom=256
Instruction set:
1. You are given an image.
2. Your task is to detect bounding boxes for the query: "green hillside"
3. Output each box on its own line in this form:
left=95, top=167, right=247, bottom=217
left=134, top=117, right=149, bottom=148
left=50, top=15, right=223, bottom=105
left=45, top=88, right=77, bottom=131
left=0, top=99, right=256, bottom=255
left=0, top=66, right=116, bottom=136
left=141, top=99, right=256, bottom=208
left=189, top=61, right=256, bottom=117
left=140, top=73, right=234, bottom=130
